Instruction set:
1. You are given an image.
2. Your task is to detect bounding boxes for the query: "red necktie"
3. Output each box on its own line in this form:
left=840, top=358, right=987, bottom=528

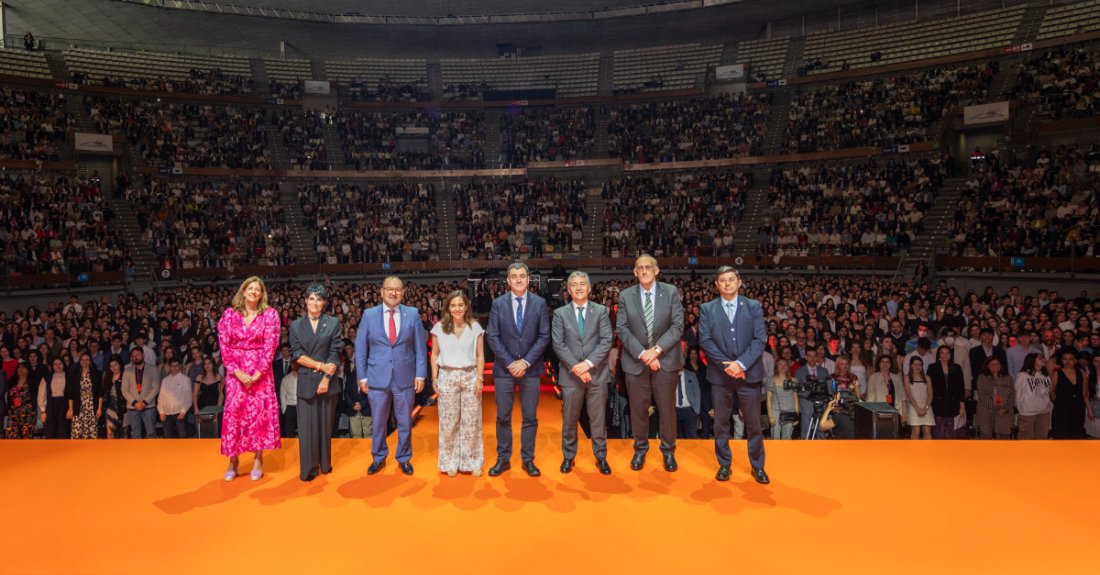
left=388, top=310, right=397, bottom=345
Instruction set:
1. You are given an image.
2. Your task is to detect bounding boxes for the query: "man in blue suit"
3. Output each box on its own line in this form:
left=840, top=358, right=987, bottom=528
left=355, top=276, right=428, bottom=476
left=486, top=262, right=551, bottom=477
left=698, top=266, right=771, bottom=484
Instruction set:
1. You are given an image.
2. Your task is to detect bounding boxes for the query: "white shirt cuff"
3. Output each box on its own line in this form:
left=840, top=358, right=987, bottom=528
left=585, top=359, right=595, bottom=368
left=358, top=378, right=368, bottom=384
left=735, top=361, right=745, bottom=370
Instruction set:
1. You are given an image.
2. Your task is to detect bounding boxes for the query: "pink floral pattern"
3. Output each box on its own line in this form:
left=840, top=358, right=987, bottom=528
left=218, top=307, right=281, bottom=457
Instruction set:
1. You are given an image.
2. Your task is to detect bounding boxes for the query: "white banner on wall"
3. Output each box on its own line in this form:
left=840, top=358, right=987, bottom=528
left=964, top=102, right=1010, bottom=125
left=715, top=63, right=744, bottom=81
left=74, top=133, right=113, bottom=153
left=303, top=80, right=331, bottom=95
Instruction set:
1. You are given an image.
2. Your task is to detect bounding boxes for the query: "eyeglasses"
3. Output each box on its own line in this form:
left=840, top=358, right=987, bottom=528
left=382, top=288, right=404, bottom=293
left=635, top=265, right=657, bottom=272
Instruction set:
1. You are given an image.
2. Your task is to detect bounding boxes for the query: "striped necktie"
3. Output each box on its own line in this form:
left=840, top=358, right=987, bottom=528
left=644, top=291, right=654, bottom=347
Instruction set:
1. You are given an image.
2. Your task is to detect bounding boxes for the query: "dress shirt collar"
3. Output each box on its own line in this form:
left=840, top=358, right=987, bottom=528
left=512, top=290, right=527, bottom=303
left=383, top=303, right=400, bottom=314
left=639, top=283, right=656, bottom=300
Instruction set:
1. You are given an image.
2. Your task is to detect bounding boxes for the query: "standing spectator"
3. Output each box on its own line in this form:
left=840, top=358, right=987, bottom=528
left=217, top=277, right=282, bottom=481
left=158, top=357, right=192, bottom=438
left=0, top=346, right=17, bottom=380
left=673, top=366, right=701, bottom=440
left=122, top=348, right=160, bottom=439
left=278, top=361, right=298, bottom=439
left=903, top=356, right=934, bottom=439
left=686, top=347, right=713, bottom=439
left=1050, top=349, right=1087, bottom=439
left=102, top=356, right=126, bottom=439
left=431, top=290, right=487, bottom=477
left=23, top=32, right=35, bottom=51
left=974, top=357, right=1014, bottom=440
left=766, top=357, right=798, bottom=440
left=1014, top=353, right=1052, bottom=440
left=5, top=363, right=35, bottom=439
left=1085, top=354, right=1100, bottom=439
left=67, top=354, right=103, bottom=439
left=288, top=284, right=344, bottom=483
left=38, top=358, right=71, bottom=439
left=342, top=346, right=371, bottom=439
left=929, top=346, right=966, bottom=439
left=865, top=354, right=904, bottom=410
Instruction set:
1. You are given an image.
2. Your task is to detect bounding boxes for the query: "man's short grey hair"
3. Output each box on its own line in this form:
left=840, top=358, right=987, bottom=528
left=567, top=271, right=590, bottom=284
left=507, top=262, right=529, bottom=275
left=715, top=266, right=740, bottom=280
left=305, top=283, right=328, bottom=301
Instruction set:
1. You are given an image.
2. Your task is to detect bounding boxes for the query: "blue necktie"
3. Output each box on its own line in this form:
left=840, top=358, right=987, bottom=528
left=727, top=302, right=735, bottom=323
left=516, top=296, right=524, bottom=332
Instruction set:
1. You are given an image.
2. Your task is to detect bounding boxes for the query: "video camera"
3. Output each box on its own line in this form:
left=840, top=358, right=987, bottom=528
left=783, top=376, right=859, bottom=414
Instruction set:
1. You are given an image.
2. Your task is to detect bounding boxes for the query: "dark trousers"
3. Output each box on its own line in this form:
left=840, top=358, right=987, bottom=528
left=45, top=400, right=71, bottom=439
left=494, top=374, right=541, bottom=463
left=297, top=393, right=336, bottom=480
left=675, top=407, right=699, bottom=439
left=281, top=405, right=298, bottom=439
left=368, top=382, right=414, bottom=463
left=161, top=414, right=191, bottom=438
left=713, top=382, right=765, bottom=470
left=561, top=379, right=608, bottom=460
left=626, top=369, right=677, bottom=455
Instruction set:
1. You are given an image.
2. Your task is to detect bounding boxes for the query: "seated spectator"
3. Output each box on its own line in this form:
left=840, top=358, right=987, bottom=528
left=272, top=109, right=328, bottom=170
left=125, top=177, right=293, bottom=268
left=442, top=82, right=489, bottom=102
left=349, top=76, right=430, bottom=103
left=0, top=172, right=128, bottom=276
left=334, top=110, right=486, bottom=170
left=71, top=67, right=253, bottom=97
left=501, top=106, right=594, bottom=163
left=298, top=181, right=438, bottom=263
left=87, top=96, right=270, bottom=169
left=607, top=92, right=772, bottom=161
left=1014, top=44, right=1100, bottom=119
left=0, top=87, right=73, bottom=161
left=453, top=177, right=587, bottom=260
left=600, top=169, right=748, bottom=258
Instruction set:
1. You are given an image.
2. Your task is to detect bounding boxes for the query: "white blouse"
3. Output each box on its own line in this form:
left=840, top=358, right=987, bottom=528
left=430, top=321, right=484, bottom=368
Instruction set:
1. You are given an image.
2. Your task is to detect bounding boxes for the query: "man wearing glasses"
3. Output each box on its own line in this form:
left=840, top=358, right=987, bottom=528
left=355, top=277, right=428, bottom=476
left=616, top=255, right=685, bottom=473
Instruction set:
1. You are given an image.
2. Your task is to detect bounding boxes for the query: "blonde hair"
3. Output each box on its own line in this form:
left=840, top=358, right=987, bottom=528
left=231, top=276, right=270, bottom=315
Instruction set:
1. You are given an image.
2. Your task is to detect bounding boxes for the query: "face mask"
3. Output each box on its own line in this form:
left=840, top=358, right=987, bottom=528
left=943, top=337, right=955, bottom=346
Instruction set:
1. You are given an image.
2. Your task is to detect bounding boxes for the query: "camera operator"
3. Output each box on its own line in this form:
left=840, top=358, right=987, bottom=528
left=818, top=394, right=855, bottom=439
left=795, top=348, right=829, bottom=439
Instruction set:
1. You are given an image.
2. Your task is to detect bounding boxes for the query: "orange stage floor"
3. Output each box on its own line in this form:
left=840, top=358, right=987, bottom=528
left=2, top=392, right=1097, bottom=575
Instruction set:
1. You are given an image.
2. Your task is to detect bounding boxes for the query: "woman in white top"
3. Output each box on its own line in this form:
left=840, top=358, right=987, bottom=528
left=430, top=290, right=486, bottom=477
left=903, top=356, right=934, bottom=439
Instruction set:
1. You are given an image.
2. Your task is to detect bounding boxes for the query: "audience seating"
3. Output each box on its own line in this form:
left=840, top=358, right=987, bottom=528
left=262, top=58, right=311, bottom=99
left=613, top=43, right=723, bottom=93
left=325, top=58, right=429, bottom=102
left=334, top=110, right=486, bottom=170
left=0, top=87, right=71, bottom=162
left=64, top=48, right=254, bottom=96
left=298, top=181, right=438, bottom=263
left=1013, top=44, right=1100, bottom=119
left=272, top=109, right=328, bottom=170
left=1039, top=1, right=1100, bottom=41
left=0, top=48, right=52, bottom=80
left=453, top=177, right=587, bottom=260
left=441, top=55, right=599, bottom=99
left=736, top=38, right=790, bottom=81
left=500, top=106, right=595, bottom=163
left=601, top=170, right=751, bottom=258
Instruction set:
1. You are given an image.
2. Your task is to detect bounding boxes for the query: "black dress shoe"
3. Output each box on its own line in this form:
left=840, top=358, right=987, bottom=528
left=716, top=466, right=731, bottom=482
left=367, top=459, right=386, bottom=475
left=302, top=473, right=318, bottom=482
left=488, top=460, right=511, bottom=476
left=523, top=461, right=541, bottom=477
left=399, top=462, right=414, bottom=476
left=596, top=459, right=611, bottom=475
left=663, top=453, right=678, bottom=472
left=630, top=453, right=645, bottom=471
left=752, top=467, right=770, bottom=484
left=560, top=458, right=574, bottom=474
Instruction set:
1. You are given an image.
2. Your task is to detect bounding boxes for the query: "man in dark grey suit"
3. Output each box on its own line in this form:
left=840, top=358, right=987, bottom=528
left=616, top=254, right=685, bottom=472
left=487, top=262, right=551, bottom=477
left=795, top=348, right=828, bottom=439
left=698, top=266, right=770, bottom=483
left=673, top=367, right=701, bottom=439
left=289, top=284, right=344, bottom=482
left=552, top=271, right=613, bottom=475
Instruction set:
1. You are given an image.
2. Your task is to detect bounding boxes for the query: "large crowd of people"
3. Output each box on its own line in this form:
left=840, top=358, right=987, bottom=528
left=272, top=109, right=328, bottom=171
left=607, top=92, right=773, bottom=162
left=781, top=62, right=997, bottom=154
left=87, top=96, right=271, bottom=169
left=297, top=181, right=438, bottom=263
left=500, top=106, right=595, bottom=164
left=71, top=68, right=255, bottom=97
left=0, top=87, right=72, bottom=162
left=334, top=110, right=487, bottom=170
left=453, top=177, right=587, bottom=260
left=346, top=78, right=431, bottom=103
left=0, top=172, right=128, bottom=276
left=1013, top=44, right=1100, bottom=120
left=599, top=170, right=750, bottom=258
left=2, top=270, right=1097, bottom=443
left=124, top=177, right=294, bottom=269
left=757, top=153, right=953, bottom=257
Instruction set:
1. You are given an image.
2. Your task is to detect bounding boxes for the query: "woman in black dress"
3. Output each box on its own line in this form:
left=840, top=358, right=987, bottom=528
left=102, top=355, right=126, bottom=438
left=192, top=357, right=225, bottom=413
left=1050, top=349, right=1087, bottom=439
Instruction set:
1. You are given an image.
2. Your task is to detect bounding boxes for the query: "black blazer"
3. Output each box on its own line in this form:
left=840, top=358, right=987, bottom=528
left=65, top=368, right=104, bottom=417
left=928, top=362, right=965, bottom=417
left=272, top=356, right=293, bottom=388
left=289, top=314, right=344, bottom=399
left=341, top=360, right=370, bottom=416
left=968, top=345, right=1008, bottom=384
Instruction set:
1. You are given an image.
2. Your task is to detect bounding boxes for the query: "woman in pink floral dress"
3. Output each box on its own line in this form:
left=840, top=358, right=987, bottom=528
left=218, top=276, right=282, bottom=481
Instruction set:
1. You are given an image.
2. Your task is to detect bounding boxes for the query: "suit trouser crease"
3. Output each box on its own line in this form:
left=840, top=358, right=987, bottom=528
left=298, top=393, right=336, bottom=479
left=494, top=375, right=540, bottom=462
left=368, top=380, right=414, bottom=463
left=713, top=382, right=765, bottom=469
left=562, top=380, right=608, bottom=460
left=626, top=369, right=677, bottom=455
